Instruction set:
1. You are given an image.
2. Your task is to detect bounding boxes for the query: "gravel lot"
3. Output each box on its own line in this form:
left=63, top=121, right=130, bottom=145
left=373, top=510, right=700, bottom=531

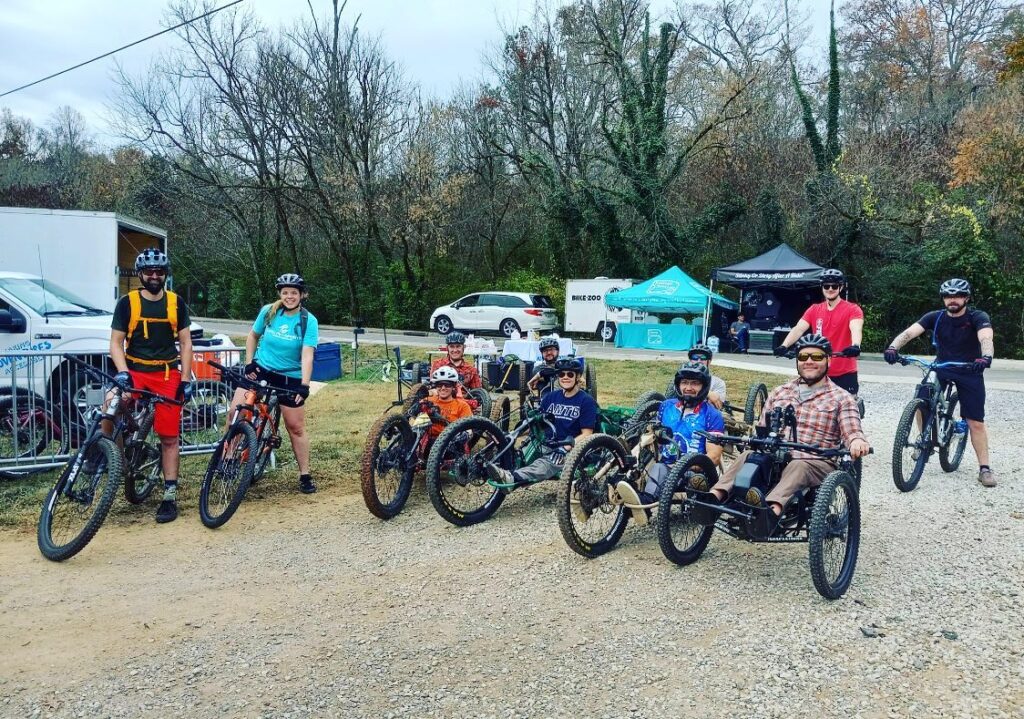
left=1, top=379, right=1022, bottom=719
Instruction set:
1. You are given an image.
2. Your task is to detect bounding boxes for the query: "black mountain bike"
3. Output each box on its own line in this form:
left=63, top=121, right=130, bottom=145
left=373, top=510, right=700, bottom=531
left=891, top=354, right=973, bottom=492
left=37, top=357, right=181, bottom=561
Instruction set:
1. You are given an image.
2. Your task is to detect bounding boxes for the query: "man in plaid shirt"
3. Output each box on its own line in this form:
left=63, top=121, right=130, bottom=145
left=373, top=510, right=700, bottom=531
left=709, top=334, right=870, bottom=516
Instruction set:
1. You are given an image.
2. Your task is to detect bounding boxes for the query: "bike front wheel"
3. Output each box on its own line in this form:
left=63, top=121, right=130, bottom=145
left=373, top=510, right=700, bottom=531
left=891, top=398, right=930, bottom=492
left=199, top=422, right=257, bottom=529
left=37, top=437, right=123, bottom=561
left=557, top=434, right=629, bottom=558
left=425, top=416, right=507, bottom=526
left=360, top=412, right=416, bottom=519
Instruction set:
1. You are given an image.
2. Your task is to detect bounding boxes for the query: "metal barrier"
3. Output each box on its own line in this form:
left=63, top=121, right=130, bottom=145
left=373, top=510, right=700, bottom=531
left=0, top=349, right=244, bottom=477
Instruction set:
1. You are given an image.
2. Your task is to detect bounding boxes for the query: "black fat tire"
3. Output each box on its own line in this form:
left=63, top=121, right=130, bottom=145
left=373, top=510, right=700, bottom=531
left=425, top=416, right=507, bottom=526
left=252, top=396, right=281, bottom=484
left=37, top=437, right=122, bottom=562
left=199, top=422, right=257, bottom=529
left=557, top=434, right=630, bottom=558
left=744, top=383, right=768, bottom=425
left=620, top=399, right=662, bottom=445
left=633, top=391, right=664, bottom=412
left=489, top=395, right=511, bottom=432
left=123, top=405, right=160, bottom=504
left=584, top=363, right=598, bottom=402
left=892, top=398, right=929, bottom=492
left=938, top=392, right=968, bottom=472
left=360, top=412, right=416, bottom=520
left=656, top=453, right=716, bottom=566
left=808, top=470, right=861, bottom=600
left=467, top=387, right=492, bottom=418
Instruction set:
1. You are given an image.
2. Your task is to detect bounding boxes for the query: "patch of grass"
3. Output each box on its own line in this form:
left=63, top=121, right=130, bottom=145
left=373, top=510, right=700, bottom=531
left=0, top=354, right=776, bottom=530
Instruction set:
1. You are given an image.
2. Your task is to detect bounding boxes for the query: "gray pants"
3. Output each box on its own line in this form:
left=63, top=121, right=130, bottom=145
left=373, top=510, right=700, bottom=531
left=643, top=462, right=671, bottom=497
left=513, top=453, right=565, bottom=483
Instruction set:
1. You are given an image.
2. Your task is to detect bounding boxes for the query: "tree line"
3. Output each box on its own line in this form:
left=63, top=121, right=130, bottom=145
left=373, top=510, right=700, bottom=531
left=2, top=0, right=1023, bottom=355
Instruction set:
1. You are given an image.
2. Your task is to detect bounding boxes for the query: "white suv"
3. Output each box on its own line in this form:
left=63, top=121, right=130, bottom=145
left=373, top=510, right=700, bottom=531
left=430, top=292, right=558, bottom=337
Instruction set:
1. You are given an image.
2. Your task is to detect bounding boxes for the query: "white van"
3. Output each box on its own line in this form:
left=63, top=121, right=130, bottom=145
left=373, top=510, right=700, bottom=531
left=564, top=278, right=646, bottom=341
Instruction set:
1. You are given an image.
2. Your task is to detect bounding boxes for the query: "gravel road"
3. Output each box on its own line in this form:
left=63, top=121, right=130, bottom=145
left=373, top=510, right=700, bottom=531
left=1, top=380, right=1022, bottom=719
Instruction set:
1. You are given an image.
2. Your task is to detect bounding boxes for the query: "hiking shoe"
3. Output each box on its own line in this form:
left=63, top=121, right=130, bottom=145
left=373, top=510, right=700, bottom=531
left=978, top=468, right=997, bottom=488
left=484, top=462, right=514, bottom=485
left=615, top=481, right=642, bottom=507
left=156, top=499, right=178, bottom=523
left=299, top=476, right=317, bottom=494
left=688, top=472, right=709, bottom=492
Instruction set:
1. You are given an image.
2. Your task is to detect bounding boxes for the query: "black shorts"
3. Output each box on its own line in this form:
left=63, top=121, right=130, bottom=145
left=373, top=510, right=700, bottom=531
left=830, top=372, right=859, bottom=396
left=253, top=365, right=306, bottom=408
left=936, top=369, right=985, bottom=422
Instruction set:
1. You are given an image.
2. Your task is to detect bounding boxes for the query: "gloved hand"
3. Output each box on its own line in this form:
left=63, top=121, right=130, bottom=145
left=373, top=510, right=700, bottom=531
left=773, top=345, right=789, bottom=357
left=113, top=371, right=132, bottom=389
left=243, top=361, right=259, bottom=377
left=178, top=381, right=194, bottom=403
left=843, top=344, right=861, bottom=358
left=296, top=384, right=310, bottom=398
left=293, top=384, right=310, bottom=406
left=972, top=356, right=992, bottom=374
left=883, top=347, right=900, bottom=365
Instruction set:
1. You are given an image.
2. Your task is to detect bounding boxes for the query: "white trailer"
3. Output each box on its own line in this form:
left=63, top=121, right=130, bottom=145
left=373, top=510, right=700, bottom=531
left=0, top=207, right=168, bottom=313
left=564, top=278, right=645, bottom=341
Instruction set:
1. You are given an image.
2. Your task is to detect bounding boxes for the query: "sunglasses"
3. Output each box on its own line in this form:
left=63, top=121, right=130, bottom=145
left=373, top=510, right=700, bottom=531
left=821, top=284, right=842, bottom=290
left=435, top=382, right=456, bottom=389
left=141, top=269, right=167, bottom=277
left=556, top=371, right=577, bottom=378
left=797, top=351, right=828, bottom=362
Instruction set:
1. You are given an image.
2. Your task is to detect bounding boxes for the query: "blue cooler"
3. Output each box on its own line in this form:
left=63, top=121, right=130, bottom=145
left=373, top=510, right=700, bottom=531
left=312, top=342, right=342, bottom=381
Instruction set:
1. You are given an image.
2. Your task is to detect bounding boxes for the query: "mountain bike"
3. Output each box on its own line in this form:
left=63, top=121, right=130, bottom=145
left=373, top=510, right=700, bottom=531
left=891, top=354, right=974, bottom=492
left=37, top=356, right=182, bottom=561
left=197, top=361, right=290, bottom=528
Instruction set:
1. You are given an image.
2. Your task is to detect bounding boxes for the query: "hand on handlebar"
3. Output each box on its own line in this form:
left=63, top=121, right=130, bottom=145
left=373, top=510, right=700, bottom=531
left=883, top=347, right=900, bottom=365
left=773, top=345, right=789, bottom=357
left=113, top=370, right=132, bottom=389
left=849, top=438, right=871, bottom=459
left=972, top=356, right=992, bottom=374
left=839, top=344, right=861, bottom=358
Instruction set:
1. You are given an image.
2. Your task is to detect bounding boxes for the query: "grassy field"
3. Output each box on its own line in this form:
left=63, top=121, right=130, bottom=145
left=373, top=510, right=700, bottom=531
left=0, top=344, right=783, bottom=529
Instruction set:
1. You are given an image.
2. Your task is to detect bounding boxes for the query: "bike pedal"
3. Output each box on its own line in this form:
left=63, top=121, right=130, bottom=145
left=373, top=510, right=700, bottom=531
left=269, top=436, right=283, bottom=449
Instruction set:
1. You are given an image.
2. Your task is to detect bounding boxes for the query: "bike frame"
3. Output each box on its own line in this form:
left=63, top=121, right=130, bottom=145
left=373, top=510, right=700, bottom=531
left=899, top=356, right=972, bottom=456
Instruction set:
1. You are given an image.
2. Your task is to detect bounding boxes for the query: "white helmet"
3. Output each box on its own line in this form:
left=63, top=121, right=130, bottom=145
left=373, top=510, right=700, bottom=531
left=430, top=366, right=459, bottom=385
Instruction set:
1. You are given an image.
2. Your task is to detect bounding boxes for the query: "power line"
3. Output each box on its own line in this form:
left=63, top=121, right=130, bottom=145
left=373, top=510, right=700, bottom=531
left=0, top=0, right=246, bottom=99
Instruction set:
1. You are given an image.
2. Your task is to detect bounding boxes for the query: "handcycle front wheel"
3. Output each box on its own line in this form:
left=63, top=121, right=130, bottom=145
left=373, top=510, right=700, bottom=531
left=425, top=416, right=507, bottom=527
left=938, top=392, right=969, bottom=473
left=37, top=437, right=123, bottom=562
left=744, top=383, right=768, bottom=425
left=808, top=470, right=861, bottom=600
left=556, top=433, right=630, bottom=558
left=360, top=411, right=417, bottom=520
left=891, top=398, right=930, bottom=492
left=199, top=422, right=257, bottom=529
left=656, top=453, right=717, bottom=566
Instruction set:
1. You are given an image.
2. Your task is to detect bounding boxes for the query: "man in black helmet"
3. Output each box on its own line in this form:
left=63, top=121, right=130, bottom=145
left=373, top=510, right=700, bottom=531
left=884, top=278, right=996, bottom=487
left=527, top=336, right=561, bottom=391
left=707, top=334, right=870, bottom=518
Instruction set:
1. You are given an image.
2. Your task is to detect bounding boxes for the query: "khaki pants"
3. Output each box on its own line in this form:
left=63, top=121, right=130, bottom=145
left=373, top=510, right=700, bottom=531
left=714, top=451, right=834, bottom=508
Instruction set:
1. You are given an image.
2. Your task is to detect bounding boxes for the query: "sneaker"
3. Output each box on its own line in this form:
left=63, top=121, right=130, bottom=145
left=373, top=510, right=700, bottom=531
left=299, top=475, right=317, bottom=494
left=978, top=468, right=997, bottom=488
left=484, top=462, right=514, bottom=485
left=688, top=472, right=709, bottom=492
left=156, top=499, right=178, bottom=523
left=615, top=481, right=642, bottom=507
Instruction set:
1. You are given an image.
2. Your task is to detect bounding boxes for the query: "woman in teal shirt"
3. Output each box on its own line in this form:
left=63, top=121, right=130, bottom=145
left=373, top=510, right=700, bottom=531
left=231, top=273, right=320, bottom=493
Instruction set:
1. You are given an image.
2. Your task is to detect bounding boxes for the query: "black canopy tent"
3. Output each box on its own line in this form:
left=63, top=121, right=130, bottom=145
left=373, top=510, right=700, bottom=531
left=711, top=244, right=825, bottom=352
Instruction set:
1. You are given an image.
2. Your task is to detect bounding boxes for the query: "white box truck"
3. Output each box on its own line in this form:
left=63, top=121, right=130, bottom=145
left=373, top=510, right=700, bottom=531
left=564, top=278, right=645, bottom=341
left=0, top=206, right=169, bottom=312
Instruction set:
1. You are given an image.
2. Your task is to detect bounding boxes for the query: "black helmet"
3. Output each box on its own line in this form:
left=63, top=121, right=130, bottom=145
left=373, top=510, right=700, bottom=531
left=793, top=333, right=833, bottom=357
left=673, top=361, right=711, bottom=408
left=445, top=331, right=466, bottom=345
left=687, top=343, right=713, bottom=362
left=820, top=268, right=845, bottom=285
left=553, top=357, right=583, bottom=375
left=538, top=337, right=560, bottom=351
left=275, top=273, right=306, bottom=291
left=135, top=248, right=170, bottom=273
left=939, top=278, right=971, bottom=297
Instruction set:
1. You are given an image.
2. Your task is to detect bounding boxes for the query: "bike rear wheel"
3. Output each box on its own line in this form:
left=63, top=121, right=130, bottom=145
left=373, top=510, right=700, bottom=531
left=938, top=392, right=969, bottom=472
left=892, top=398, right=931, bottom=492
left=199, top=422, right=257, bottom=528
left=360, top=412, right=416, bottom=519
left=37, top=437, right=122, bottom=561
left=557, top=434, right=629, bottom=558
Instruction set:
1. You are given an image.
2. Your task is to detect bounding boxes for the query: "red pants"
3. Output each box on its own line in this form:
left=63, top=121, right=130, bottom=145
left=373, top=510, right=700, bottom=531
left=128, top=369, right=182, bottom=437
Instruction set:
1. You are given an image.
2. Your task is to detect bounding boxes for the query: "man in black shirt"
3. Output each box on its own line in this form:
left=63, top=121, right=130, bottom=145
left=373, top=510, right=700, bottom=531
left=884, top=278, right=996, bottom=487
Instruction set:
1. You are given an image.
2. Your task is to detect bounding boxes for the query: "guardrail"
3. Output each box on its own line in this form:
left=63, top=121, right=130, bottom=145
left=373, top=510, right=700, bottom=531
left=0, top=349, right=244, bottom=478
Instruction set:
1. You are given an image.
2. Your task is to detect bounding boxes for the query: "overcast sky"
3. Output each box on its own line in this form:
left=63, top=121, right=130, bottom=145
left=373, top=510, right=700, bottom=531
left=1, top=0, right=831, bottom=148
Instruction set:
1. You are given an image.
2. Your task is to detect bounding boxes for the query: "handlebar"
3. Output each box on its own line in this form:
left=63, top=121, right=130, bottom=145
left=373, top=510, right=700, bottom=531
left=208, top=360, right=300, bottom=396
left=895, top=354, right=975, bottom=371
left=64, top=355, right=183, bottom=406
left=694, top=429, right=872, bottom=458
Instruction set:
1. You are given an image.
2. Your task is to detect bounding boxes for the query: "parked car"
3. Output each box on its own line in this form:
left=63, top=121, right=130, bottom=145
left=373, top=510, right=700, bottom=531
left=430, top=292, right=558, bottom=338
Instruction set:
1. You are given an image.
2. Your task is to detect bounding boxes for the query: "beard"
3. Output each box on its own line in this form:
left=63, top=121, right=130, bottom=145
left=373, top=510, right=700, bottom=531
left=944, top=300, right=965, bottom=314
left=143, top=276, right=165, bottom=294
left=798, top=362, right=829, bottom=385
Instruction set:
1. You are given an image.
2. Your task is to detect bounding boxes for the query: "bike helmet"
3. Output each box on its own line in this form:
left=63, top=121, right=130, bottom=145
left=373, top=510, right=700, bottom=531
left=673, top=361, right=711, bottom=408
left=939, top=278, right=971, bottom=297
left=687, top=343, right=713, bottom=362
left=553, top=357, right=583, bottom=375
left=793, top=333, right=833, bottom=357
left=445, top=331, right=466, bottom=345
left=820, top=268, right=845, bottom=285
left=275, top=273, right=306, bottom=291
left=538, top=337, right=560, bottom=352
left=430, top=365, right=459, bottom=385
left=135, top=248, right=170, bottom=273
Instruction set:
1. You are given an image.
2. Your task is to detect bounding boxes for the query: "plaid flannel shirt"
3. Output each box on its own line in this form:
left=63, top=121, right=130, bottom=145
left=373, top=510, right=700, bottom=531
left=759, top=378, right=867, bottom=460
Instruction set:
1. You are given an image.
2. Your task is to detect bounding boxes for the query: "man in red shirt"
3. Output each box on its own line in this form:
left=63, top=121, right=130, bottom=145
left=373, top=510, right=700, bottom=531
left=430, top=331, right=482, bottom=390
left=775, top=269, right=864, bottom=395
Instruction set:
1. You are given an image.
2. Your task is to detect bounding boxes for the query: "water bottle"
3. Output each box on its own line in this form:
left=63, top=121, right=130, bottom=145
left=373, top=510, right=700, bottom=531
left=954, top=419, right=968, bottom=435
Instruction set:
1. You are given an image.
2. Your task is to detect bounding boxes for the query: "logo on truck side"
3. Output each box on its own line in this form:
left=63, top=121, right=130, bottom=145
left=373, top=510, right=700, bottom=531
left=0, top=339, right=53, bottom=375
